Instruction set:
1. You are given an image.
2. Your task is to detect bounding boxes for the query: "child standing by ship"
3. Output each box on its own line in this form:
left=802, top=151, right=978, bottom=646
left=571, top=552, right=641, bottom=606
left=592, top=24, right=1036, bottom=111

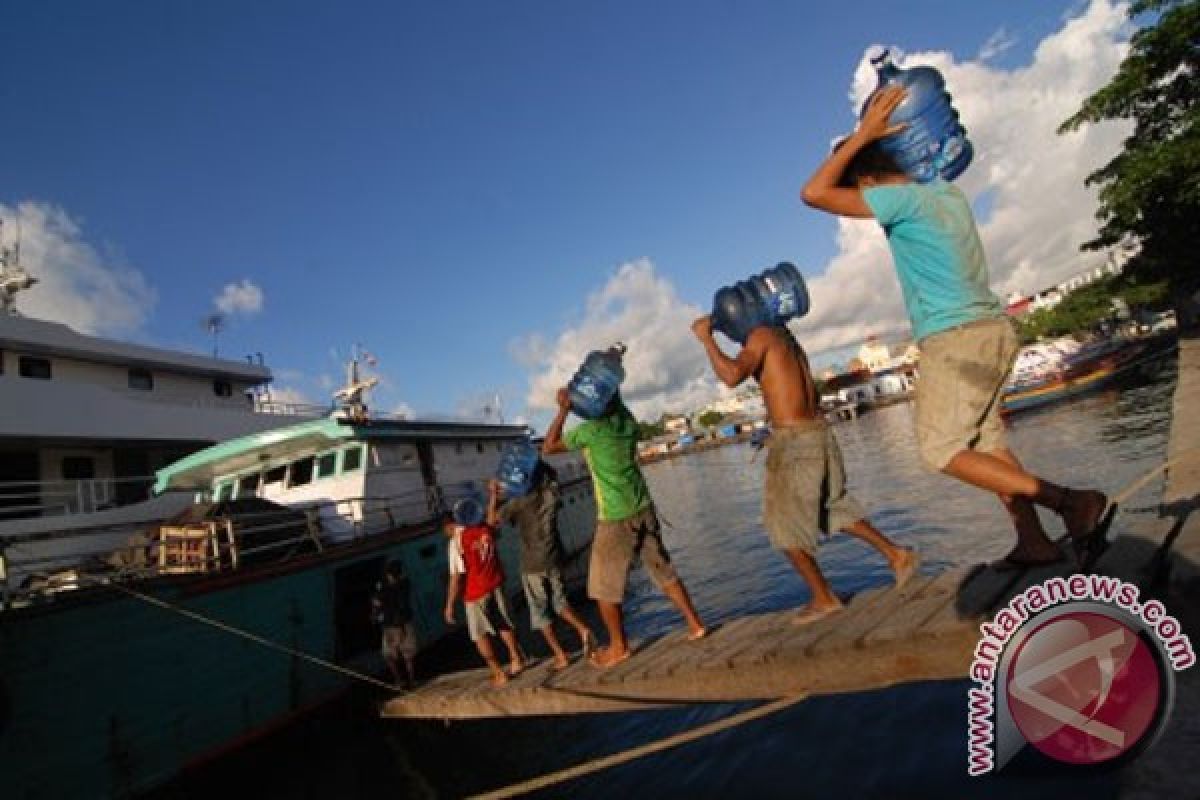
left=800, top=85, right=1112, bottom=568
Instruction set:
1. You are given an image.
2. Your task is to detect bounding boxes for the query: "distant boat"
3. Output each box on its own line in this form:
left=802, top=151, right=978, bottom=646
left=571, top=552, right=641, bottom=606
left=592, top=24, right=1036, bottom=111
left=1000, top=334, right=1177, bottom=415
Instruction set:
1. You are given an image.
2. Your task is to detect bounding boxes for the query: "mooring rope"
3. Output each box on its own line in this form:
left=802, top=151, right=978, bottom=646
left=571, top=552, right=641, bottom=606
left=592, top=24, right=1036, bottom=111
left=465, top=694, right=809, bottom=800
left=106, top=581, right=398, bottom=691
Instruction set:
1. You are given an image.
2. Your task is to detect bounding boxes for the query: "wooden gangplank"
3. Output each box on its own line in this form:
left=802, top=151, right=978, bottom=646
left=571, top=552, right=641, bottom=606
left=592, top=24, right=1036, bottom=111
left=380, top=562, right=1052, bottom=720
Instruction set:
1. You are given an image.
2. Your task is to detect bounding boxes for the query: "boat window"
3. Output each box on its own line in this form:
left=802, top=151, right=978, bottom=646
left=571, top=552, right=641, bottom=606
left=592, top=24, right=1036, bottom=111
left=216, top=482, right=234, bottom=502
left=212, top=379, right=233, bottom=397
left=288, top=457, right=315, bottom=488
left=316, top=452, right=338, bottom=479
left=18, top=356, right=52, bottom=380
left=237, top=473, right=260, bottom=496
left=61, top=456, right=95, bottom=481
left=263, top=465, right=287, bottom=485
left=476, top=442, right=484, bottom=454
left=127, top=368, right=154, bottom=391
left=342, top=446, right=363, bottom=473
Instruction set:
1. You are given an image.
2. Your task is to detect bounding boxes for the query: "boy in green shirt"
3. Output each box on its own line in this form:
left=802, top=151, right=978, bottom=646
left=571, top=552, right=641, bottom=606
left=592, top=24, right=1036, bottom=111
left=544, top=388, right=706, bottom=668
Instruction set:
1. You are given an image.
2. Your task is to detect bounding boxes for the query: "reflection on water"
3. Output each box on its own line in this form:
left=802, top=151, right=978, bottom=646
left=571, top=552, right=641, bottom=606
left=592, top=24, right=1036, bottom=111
left=164, top=363, right=1177, bottom=800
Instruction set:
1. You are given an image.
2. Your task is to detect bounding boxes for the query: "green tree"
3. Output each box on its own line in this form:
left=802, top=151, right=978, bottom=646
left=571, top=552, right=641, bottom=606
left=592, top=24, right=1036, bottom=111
left=697, top=410, right=724, bottom=428
left=636, top=420, right=665, bottom=441
left=1059, top=0, right=1200, bottom=325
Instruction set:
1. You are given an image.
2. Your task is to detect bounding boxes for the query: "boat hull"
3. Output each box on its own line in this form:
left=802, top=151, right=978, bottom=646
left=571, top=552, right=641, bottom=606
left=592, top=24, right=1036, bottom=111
left=0, top=479, right=596, bottom=798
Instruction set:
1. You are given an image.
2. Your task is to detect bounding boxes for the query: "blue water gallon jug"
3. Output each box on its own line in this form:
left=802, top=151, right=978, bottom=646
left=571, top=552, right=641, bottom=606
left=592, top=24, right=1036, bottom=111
left=495, top=439, right=540, bottom=497
left=861, top=47, right=973, bottom=183
left=711, top=262, right=810, bottom=345
left=567, top=343, right=626, bottom=419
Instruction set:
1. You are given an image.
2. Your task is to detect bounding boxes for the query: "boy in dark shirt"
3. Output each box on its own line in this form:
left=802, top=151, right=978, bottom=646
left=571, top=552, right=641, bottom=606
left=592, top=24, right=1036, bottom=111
left=488, top=462, right=595, bottom=670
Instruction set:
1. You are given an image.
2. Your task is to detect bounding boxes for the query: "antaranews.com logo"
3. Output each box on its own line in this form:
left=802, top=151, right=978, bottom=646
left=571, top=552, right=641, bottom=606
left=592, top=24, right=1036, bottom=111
left=967, top=574, right=1195, bottom=775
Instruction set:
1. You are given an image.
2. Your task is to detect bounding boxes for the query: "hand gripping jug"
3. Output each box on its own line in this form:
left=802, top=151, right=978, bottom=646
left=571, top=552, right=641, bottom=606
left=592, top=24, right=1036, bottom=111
left=711, top=262, right=810, bottom=345
left=567, top=343, right=626, bottom=419
left=862, top=46, right=973, bottom=183
left=495, top=439, right=540, bottom=497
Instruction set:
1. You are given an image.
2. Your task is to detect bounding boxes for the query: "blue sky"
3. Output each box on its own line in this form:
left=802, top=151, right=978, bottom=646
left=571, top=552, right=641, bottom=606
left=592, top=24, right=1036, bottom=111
left=0, top=1, right=1121, bottom=425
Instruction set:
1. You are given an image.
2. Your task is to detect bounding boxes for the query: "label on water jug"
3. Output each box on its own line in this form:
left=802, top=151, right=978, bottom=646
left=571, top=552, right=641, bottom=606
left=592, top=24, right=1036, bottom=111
left=772, top=291, right=797, bottom=317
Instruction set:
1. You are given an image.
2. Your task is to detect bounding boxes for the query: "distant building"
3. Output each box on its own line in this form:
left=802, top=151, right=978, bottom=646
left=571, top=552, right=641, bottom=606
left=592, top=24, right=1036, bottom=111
left=663, top=415, right=691, bottom=434
left=857, top=336, right=891, bottom=372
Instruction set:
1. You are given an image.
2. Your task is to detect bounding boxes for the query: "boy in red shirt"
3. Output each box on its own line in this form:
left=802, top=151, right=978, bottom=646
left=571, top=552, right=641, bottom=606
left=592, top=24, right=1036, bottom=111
left=442, top=498, right=524, bottom=686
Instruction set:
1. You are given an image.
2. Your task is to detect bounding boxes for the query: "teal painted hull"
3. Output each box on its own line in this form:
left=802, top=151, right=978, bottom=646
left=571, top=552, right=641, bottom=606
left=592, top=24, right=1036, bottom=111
left=0, top=481, right=596, bottom=798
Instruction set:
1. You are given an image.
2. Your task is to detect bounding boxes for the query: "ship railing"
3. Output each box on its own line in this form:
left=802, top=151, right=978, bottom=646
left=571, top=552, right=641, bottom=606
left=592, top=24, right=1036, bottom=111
left=0, top=474, right=591, bottom=608
left=0, top=475, right=158, bottom=520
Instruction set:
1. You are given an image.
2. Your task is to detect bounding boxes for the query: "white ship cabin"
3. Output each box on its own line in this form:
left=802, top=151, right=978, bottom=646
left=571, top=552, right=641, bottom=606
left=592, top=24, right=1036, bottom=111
left=0, top=312, right=320, bottom=529
left=153, top=415, right=588, bottom=544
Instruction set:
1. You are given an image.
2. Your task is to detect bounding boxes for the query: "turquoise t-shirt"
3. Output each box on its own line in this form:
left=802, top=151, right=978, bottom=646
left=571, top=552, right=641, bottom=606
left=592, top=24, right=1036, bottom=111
left=863, top=180, right=1003, bottom=341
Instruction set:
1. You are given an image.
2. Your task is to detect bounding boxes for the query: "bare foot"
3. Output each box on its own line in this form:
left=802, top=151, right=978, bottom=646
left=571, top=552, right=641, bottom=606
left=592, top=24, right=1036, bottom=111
left=891, top=548, right=920, bottom=587
left=792, top=602, right=844, bottom=627
left=550, top=656, right=570, bottom=672
left=490, top=670, right=509, bottom=688
left=589, top=646, right=631, bottom=669
left=507, top=660, right=525, bottom=678
left=687, top=625, right=708, bottom=641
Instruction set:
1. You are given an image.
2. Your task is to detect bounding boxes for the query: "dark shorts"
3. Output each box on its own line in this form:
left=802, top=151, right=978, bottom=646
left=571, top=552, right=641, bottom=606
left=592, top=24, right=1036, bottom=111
left=587, top=507, right=679, bottom=604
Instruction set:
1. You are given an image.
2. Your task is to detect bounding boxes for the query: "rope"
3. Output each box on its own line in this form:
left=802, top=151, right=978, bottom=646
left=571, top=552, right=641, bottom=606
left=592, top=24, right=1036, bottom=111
left=465, top=694, right=808, bottom=800
left=106, top=581, right=397, bottom=691
left=1110, top=446, right=1200, bottom=508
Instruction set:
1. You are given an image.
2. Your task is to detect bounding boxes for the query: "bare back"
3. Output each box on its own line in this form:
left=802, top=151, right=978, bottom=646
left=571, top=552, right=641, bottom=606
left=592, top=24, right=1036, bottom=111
left=749, top=327, right=819, bottom=425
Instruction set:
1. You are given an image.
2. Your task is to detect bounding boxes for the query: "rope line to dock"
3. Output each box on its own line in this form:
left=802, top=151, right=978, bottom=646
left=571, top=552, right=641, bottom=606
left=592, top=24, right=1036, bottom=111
left=106, top=582, right=398, bottom=691
left=465, top=694, right=808, bottom=800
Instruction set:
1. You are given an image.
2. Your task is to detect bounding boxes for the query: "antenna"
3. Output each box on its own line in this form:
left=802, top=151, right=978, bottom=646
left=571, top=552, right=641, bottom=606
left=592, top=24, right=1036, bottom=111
left=0, top=217, right=38, bottom=315
left=202, top=313, right=226, bottom=358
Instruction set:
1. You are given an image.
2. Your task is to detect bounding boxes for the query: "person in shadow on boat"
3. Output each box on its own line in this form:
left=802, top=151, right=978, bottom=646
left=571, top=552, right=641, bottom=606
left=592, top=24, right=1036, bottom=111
left=487, top=465, right=596, bottom=670
left=692, top=316, right=918, bottom=625
left=371, top=560, right=418, bottom=689
left=442, top=498, right=525, bottom=687
left=543, top=387, right=707, bottom=669
left=800, top=85, right=1112, bottom=569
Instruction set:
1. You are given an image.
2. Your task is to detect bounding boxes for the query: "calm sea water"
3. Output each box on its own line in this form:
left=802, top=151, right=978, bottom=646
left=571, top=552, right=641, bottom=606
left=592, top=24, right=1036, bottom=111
left=161, top=361, right=1177, bottom=800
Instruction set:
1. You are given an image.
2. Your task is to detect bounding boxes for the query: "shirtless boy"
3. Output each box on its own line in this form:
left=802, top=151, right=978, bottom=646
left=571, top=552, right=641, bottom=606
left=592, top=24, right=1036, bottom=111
left=692, top=317, right=917, bottom=624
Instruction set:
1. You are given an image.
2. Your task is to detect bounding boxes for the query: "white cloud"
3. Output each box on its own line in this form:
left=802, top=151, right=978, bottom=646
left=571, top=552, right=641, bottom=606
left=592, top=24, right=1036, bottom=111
left=391, top=401, right=415, bottom=420
left=1, top=201, right=156, bottom=335
left=214, top=279, right=264, bottom=316
left=978, top=27, right=1019, bottom=62
left=517, top=259, right=720, bottom=421
left=797, top=0, right=1132, bottom=354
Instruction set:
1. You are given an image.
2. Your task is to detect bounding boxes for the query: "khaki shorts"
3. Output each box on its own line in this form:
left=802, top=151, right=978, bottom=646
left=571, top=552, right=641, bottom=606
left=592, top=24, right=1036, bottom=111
left=587, top=507, right=679, bottom=604
left=763, top=421, right=866, bottom=555
left=915, top=318, right=1019, bottom=470
left=465, top=588, right=514, bottom=642
left=523, top=567, right=569, bottom=630
left=382, top=623, right=417, bottom=661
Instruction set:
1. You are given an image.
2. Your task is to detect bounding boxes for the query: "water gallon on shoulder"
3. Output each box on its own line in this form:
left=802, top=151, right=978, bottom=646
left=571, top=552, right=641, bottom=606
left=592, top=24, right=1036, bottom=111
left=711, top=262, right=810, bottom=345
left=567, top=343, right=627, bottom=419
left=495, top=439, right=540, bottom=497
left=861, top=46, right=973, bottom=183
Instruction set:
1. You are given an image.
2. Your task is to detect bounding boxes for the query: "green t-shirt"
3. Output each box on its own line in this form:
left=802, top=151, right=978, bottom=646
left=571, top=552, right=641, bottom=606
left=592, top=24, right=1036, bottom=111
left=563, top=401, right=651, bottom=522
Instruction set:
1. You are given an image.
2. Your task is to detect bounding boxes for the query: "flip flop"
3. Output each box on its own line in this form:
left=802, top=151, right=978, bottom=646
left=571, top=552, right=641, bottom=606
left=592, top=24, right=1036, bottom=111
left=1072, top=502, right=1118, bottom=572
left=687, top=627, right=709, bottom=642
left=894, top=548, right=921, bottom=586
left=588, top=648, right=632, bottom=670
left=989, top=552, right=1066, bottom=573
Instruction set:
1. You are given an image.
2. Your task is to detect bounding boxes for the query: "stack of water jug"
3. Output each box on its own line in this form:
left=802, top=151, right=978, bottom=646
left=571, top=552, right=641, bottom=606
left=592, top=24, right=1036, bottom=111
left=711, top=262, right=810, bottom=345
left=861, top=46, right=973, bottom=183
left=495, top=439, right=541, bottom=497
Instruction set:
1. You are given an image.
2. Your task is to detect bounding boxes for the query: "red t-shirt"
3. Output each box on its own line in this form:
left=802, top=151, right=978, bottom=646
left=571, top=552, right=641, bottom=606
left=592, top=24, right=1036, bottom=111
left=450, top=524, right=504, bottom=603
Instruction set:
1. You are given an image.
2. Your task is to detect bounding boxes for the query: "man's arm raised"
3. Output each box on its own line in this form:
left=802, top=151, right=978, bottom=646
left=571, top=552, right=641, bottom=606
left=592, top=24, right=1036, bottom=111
left=692, top=316, right=766, bottom=389
left=541, top=388, right=572, bottom=455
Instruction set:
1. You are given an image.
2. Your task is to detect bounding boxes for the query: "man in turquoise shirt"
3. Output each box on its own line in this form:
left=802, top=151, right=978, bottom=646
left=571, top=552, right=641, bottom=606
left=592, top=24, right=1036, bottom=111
left=800, top=85, right=1111, bottom=569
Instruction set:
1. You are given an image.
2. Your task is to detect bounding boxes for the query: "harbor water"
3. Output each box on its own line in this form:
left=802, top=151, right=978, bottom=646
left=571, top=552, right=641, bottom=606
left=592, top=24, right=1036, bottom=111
left=156, top=361, right=1176, bottom=800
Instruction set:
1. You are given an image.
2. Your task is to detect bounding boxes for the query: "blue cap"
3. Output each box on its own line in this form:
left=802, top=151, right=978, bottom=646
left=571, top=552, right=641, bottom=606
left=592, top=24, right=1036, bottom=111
left=452, top=497, right=484, bottom=527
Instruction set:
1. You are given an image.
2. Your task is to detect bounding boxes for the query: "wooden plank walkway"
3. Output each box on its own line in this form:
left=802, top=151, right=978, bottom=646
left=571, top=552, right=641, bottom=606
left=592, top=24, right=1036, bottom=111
left=380, top=561, right=1041, bottom=720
